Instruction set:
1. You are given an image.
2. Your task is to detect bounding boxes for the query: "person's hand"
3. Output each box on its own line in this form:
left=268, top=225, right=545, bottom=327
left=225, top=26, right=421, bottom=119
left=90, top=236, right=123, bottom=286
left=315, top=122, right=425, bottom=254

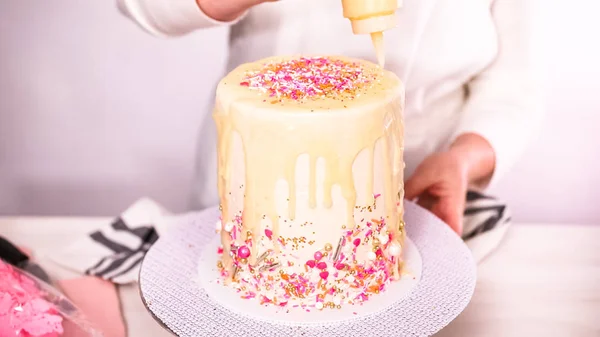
left=198, top=0, right=274, bottom=22
left=404, top=151, right=468, bottom=234
left=404, top=133, right=496, bottom=235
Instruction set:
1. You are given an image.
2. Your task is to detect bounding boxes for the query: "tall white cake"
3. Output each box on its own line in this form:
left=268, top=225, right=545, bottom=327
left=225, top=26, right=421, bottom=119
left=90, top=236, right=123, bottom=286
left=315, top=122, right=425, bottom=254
left=214, top=56, right=405, bottom=309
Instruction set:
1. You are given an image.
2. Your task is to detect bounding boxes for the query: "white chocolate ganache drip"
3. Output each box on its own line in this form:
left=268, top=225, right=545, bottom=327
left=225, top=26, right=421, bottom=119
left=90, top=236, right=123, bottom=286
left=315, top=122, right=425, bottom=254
left=214, top=56, right=405, bottom=309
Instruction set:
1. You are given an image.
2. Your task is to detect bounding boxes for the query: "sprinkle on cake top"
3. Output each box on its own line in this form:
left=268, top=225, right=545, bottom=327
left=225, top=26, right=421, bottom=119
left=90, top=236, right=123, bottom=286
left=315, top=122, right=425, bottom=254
left=239, top=57, right=379, bottom=101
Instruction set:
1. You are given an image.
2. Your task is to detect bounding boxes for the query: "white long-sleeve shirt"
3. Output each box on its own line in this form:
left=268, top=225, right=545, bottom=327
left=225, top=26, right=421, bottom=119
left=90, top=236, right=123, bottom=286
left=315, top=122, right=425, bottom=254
left=117, top=0, right=541, bottom=209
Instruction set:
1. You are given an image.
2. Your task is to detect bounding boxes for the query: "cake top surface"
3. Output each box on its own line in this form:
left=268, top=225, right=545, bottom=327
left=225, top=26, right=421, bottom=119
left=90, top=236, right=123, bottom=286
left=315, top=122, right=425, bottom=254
left=217, top=55, right=402, bottom=111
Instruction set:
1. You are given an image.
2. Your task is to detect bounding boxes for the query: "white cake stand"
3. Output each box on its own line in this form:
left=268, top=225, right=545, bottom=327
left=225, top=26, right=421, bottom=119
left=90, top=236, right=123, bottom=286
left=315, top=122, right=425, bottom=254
left=139, top=201, right=476, bottom=337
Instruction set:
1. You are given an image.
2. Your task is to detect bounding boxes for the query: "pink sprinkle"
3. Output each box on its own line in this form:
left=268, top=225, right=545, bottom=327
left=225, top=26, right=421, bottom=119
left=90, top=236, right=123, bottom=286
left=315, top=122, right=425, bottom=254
left=353, top=238, right=361, bottom=246
left=239, top=57, right=375, bottom=101
left=306, top=260, right=316, bottom=268
left=365, top=230, right=372, bottom=237
left=265, top=229, right=273, bottom=239
left=314, top=251, right=323, bottom=261
left=374, top=193, right=381, bottom=199
left=237, top=246, right=250, bottom=258
left=243, top=292, right=257, bottom=299
left=319, top=271, right=329, bottom=280
left=317, top=262, right=327, bottom=270
left=0, top=261, right=64, bottom=336
left=335, top=263, right=345, bottom=270
left=217, top=246, right=223, bottom=254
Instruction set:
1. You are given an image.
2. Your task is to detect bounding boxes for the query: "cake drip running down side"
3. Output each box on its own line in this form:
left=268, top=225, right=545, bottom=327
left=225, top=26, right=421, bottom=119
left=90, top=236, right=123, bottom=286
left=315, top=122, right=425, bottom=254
left=213, top=56, right=405, bottom=310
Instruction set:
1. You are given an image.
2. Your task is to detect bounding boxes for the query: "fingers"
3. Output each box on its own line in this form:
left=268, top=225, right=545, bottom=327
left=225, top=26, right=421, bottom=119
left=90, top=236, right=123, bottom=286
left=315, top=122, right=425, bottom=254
left=432, top=196, right=464, bottom=235
left=416, top=191, right=436, bottom=210
left=405, top=162, right=435, bottom=200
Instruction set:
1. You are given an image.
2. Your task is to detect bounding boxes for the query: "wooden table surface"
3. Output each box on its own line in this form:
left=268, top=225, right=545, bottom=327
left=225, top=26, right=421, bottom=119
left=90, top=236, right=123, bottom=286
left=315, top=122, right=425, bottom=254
left=1, top=217, right=599, bottom=337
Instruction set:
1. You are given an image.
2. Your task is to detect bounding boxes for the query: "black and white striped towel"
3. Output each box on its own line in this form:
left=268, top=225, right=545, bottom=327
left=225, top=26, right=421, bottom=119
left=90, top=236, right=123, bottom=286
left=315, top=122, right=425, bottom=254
left=50, top=192, right=510, bottom=285
left=462, top=190, right=512, bottom=263
left=49, top=198, right=171, bottom=284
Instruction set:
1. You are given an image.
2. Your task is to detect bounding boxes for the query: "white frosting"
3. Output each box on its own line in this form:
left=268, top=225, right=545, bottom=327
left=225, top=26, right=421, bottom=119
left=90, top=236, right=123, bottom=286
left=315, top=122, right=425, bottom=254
left=214, top=56, right=405, bottom=308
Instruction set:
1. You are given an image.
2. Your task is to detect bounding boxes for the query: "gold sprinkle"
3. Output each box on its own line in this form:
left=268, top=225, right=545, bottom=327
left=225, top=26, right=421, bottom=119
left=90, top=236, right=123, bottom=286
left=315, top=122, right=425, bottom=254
left=324, top=243, right=333, bottom=251
left=240, top=258, right=248, bottom=264
left=259, top=262, right=281, bottom=272
left=217, top=261, right=223, bottom=269
left=332, top=237, right=344, bottom=262
left=373, top=238, right=380, bottom=245
left=253, top=251, right=270, bottom=267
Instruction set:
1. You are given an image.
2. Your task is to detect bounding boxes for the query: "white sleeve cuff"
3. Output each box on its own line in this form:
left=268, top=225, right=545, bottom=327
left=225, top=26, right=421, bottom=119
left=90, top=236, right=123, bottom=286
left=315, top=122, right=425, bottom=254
left=119, top=0, right=246, bottom=37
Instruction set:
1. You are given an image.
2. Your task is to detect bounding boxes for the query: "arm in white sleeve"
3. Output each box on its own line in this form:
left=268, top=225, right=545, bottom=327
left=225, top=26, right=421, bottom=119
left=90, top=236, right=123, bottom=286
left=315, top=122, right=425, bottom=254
left=450, top=0, right=543, bottom=187
left=116, top=0, right=245, bottom=37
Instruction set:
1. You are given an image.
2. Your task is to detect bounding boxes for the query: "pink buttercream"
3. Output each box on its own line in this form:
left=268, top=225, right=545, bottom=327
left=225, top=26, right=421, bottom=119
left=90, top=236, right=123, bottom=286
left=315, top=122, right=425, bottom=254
left=0, top=260, right=63, bottom=337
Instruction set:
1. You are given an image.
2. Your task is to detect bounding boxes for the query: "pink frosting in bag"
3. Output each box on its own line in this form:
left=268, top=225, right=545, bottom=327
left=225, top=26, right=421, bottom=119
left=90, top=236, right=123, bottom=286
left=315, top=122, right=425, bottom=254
left=0, top=260, right=63, bottom=337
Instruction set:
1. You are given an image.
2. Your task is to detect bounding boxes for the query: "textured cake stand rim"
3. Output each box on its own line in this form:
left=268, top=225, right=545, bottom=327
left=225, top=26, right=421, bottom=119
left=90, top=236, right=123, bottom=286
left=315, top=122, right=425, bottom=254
left=139, top=201, right=477, bottom=337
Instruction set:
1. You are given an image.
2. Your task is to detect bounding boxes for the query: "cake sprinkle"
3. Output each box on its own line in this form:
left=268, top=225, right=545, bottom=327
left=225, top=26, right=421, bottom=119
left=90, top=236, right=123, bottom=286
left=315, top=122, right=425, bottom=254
left=240, top=57, right=378, bottom=101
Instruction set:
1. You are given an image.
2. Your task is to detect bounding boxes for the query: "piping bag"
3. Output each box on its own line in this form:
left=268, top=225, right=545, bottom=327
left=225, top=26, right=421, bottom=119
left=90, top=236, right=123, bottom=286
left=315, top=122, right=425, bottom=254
left=341, top=0, right=402, bottom=67
left=0, top=236, right=104, bottom=336
left=0, top=236, right=51, bottom=283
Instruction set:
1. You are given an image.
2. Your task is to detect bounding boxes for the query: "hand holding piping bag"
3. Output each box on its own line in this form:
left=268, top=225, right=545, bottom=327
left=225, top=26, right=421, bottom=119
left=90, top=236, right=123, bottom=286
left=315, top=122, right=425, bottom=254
left=195, top=0, right=275, bottom=23
left=198, top=0, right=400, bottom=68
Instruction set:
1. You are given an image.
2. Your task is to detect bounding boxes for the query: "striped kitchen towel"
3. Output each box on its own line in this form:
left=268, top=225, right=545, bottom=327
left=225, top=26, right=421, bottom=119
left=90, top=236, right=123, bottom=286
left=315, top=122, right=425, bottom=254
left=49, top=198, right=171, bottom=284
left=49, top=192, right=510, bottom=285
left=462, top=190, right=512, bottom=262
